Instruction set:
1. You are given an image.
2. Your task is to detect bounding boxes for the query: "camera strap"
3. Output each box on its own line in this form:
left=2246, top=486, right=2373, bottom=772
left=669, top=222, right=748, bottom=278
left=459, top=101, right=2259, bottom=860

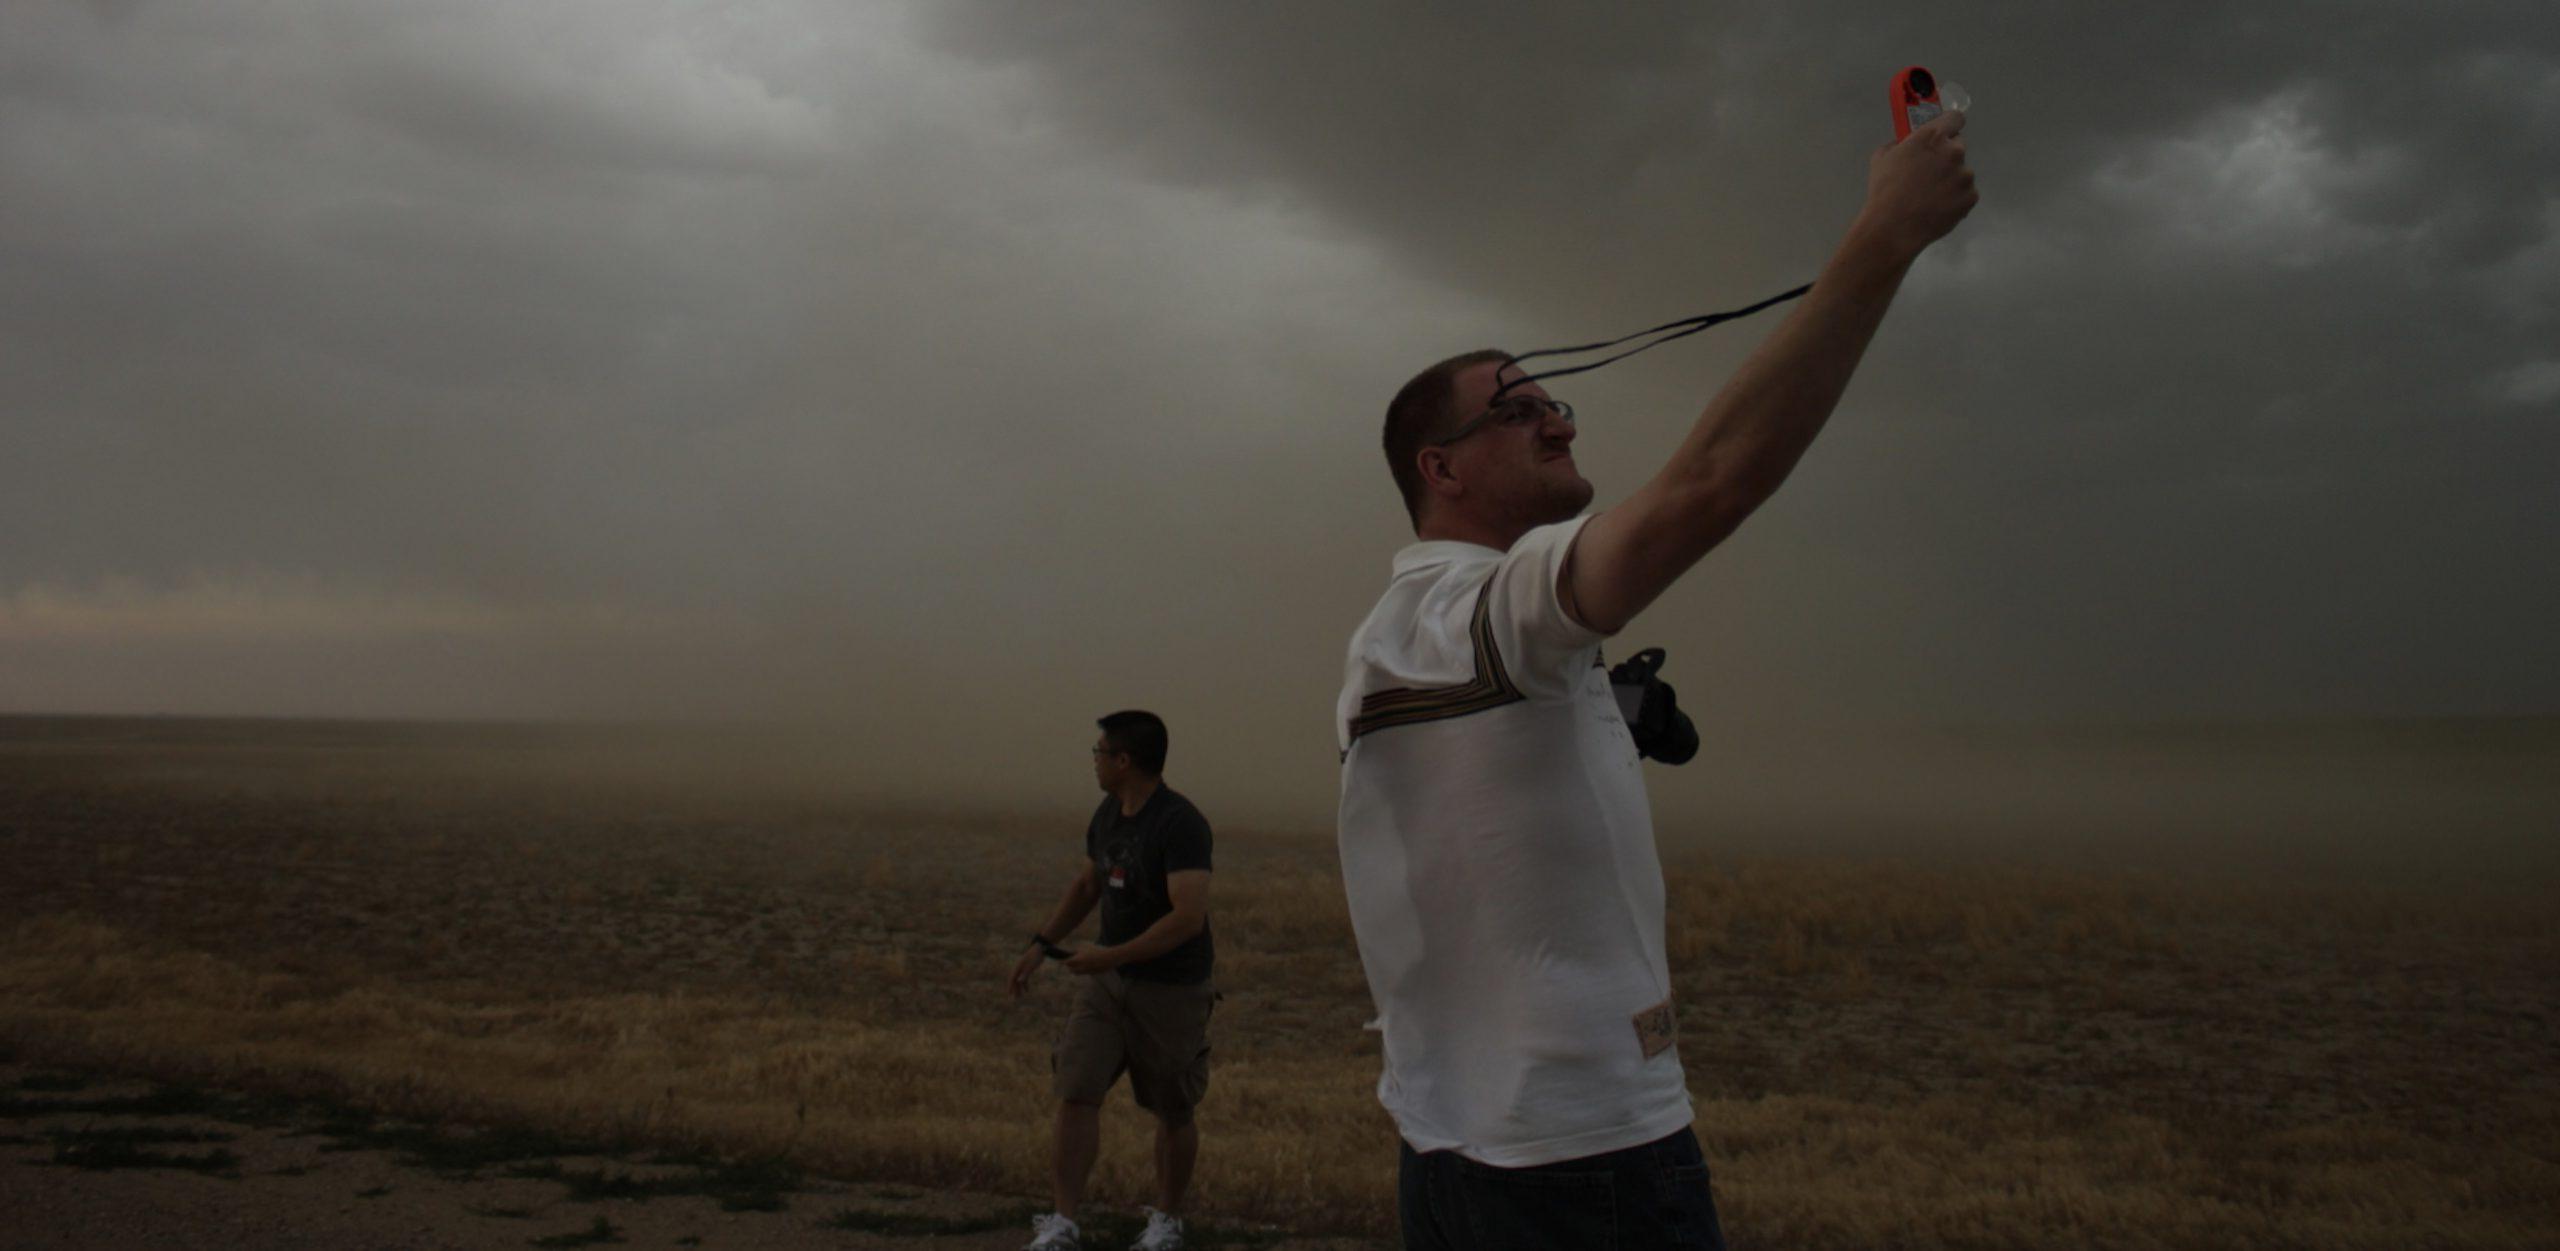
left=1492, top=282, right=1813, bottom=399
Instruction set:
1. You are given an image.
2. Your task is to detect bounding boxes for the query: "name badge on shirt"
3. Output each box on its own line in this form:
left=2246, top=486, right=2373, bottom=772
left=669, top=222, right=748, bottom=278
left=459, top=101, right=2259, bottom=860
left=1108, top=866, right=1127, bottom=890
left=1632, top=997, right=1677, bottom=1060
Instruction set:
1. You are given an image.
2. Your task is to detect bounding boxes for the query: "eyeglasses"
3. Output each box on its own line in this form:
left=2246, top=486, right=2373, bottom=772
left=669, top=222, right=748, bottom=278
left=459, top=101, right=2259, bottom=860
left=1430, top=394, right=1574, bottom=447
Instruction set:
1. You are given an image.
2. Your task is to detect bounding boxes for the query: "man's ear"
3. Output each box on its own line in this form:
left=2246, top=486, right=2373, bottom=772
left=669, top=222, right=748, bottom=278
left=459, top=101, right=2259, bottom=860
left=1416, top=446, right=1462, bottom=499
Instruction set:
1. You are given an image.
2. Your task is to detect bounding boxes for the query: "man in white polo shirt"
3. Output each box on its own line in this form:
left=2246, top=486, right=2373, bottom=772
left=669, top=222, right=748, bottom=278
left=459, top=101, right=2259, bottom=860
left=1337, top=112, right=1977, bottom=1249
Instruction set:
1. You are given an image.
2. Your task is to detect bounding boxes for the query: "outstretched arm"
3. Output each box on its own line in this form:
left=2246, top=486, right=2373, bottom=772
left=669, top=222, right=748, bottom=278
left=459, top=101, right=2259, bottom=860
left=1563, top=110, right=1979, bottom=635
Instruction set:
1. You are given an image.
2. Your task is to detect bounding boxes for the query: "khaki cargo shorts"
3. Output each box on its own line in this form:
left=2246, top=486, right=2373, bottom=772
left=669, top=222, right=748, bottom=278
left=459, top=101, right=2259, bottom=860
left=1052, top=970, right=1218, bottom=1125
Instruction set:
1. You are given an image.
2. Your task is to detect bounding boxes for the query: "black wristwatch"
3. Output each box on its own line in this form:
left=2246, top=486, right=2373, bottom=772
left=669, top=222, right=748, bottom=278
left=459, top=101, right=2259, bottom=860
left=1030, top=934, right=1071, bottom=960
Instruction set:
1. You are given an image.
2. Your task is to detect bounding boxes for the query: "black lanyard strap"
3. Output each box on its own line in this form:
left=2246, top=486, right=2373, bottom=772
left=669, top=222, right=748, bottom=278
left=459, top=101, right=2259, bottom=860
left=1493, top=282, right=1813, bottom=399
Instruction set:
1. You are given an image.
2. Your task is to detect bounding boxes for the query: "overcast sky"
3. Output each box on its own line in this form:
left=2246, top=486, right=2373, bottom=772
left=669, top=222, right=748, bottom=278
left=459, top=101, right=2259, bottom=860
left=3, top=2, right=2555, bottom=815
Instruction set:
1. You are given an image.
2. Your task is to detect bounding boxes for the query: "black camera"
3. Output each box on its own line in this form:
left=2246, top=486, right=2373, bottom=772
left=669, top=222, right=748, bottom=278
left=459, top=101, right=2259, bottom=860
left=1607, top=647, right=1699, bottom=765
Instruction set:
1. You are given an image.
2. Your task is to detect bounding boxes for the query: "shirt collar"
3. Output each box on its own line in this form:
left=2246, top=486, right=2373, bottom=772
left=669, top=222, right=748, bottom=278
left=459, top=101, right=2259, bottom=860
left=1390, top=539, right=1501, bottom=577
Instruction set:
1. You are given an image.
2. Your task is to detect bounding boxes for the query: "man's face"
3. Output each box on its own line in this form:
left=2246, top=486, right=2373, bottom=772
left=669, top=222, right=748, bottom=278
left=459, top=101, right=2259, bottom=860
left=1092, top=737, right=1130, bottom=791
left=1435, top=361, right=1594, bottom=529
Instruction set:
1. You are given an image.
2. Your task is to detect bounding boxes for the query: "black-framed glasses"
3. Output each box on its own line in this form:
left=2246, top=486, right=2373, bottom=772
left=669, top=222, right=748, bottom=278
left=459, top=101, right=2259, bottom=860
left=1430, top=395, right=1575, bottom=447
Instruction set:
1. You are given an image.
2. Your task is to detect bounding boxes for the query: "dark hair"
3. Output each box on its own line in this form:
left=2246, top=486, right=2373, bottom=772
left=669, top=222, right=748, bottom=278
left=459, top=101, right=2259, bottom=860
left=1383, top=348, right=1512, bottom=530
left=1096, top=709, right=1169, bottom=775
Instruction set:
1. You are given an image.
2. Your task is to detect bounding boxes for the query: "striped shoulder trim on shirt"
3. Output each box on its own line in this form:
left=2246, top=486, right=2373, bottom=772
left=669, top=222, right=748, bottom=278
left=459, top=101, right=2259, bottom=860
left=1346, top=582, right=1522, bottom=745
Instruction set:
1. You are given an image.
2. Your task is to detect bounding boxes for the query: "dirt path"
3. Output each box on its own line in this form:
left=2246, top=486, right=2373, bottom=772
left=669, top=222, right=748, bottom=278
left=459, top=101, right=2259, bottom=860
left=0, top=1064, right=1346, bottom=1251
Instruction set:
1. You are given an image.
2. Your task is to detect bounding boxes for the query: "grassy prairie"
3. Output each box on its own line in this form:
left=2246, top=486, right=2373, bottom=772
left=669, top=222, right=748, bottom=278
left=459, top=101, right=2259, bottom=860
left=1, top=715, right=2554, bottom=1247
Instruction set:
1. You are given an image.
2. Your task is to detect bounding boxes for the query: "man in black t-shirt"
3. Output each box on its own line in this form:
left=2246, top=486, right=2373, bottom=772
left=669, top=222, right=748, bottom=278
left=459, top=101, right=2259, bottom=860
left=1008, top=710, right=1216, bottom=1251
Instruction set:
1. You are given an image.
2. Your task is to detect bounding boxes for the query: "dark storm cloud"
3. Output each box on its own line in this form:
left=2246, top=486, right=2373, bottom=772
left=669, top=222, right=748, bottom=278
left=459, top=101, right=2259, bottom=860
left=919, top=1, right=2560, bottom=718
left=920, top=4, right=2560, bottom=296
left=2, top=1, right=2555, bottom=820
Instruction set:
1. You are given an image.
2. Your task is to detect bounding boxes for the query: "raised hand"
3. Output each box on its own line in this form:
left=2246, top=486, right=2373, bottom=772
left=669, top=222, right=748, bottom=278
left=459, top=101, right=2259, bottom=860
left=1861, top=109, right=1978, bottom=257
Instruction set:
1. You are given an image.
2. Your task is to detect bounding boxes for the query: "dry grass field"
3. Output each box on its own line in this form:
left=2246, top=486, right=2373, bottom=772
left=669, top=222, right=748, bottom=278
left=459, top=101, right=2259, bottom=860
left=2, top=715, right=2555, bottom=1248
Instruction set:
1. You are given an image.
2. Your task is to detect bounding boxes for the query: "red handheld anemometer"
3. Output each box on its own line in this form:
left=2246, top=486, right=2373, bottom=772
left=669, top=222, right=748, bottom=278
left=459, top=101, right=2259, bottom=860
left=1891, top=65, right=1968, bottom=140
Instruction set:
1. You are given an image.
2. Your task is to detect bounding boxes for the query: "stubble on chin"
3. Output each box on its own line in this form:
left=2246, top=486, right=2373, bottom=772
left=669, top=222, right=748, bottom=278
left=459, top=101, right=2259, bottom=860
left=1530, top=473, right=1597, bottom=527
left=1482, top=463, right=1597, bottom=536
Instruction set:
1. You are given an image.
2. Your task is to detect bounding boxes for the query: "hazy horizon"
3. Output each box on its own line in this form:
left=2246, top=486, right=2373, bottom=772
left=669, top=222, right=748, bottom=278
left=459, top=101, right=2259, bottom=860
left=9, top=712, right=2552, bottom=893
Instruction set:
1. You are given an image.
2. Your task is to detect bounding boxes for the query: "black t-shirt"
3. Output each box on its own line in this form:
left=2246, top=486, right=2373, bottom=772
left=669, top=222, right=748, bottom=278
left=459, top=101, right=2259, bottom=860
left=1085, top=784, right=1215, bottom=984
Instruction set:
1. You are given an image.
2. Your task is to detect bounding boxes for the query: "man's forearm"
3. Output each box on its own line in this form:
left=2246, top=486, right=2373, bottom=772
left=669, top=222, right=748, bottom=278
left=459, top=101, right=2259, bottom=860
left=1567, top=111, right=1977, bottom=634
left=1565, top=219, right=1922, bottom=634
left=1656, top=219, right=1916, bottom=542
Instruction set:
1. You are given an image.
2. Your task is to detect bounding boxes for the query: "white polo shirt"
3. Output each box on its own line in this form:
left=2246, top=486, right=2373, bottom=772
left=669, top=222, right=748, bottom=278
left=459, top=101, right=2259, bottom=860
left=1335, top=516, right=1691, bottom=1167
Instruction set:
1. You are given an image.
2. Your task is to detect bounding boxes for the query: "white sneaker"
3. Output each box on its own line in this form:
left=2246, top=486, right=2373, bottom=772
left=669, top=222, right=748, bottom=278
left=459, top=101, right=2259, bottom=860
left=1025, top=1211, right=1081, bottom=1251
left=1131, top=1206, right=1185, bottom=1251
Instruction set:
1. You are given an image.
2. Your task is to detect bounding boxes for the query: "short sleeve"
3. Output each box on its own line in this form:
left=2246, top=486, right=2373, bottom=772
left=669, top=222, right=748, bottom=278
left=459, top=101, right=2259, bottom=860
left=1483, top=515, right=1607, bottom=687
left=1162, top=806, right=1213, bottom=874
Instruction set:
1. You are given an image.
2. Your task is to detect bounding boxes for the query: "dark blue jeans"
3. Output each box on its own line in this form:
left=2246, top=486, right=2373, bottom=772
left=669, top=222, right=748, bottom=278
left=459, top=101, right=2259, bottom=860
left=1398, top=1127, right=1727, bottom=1250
